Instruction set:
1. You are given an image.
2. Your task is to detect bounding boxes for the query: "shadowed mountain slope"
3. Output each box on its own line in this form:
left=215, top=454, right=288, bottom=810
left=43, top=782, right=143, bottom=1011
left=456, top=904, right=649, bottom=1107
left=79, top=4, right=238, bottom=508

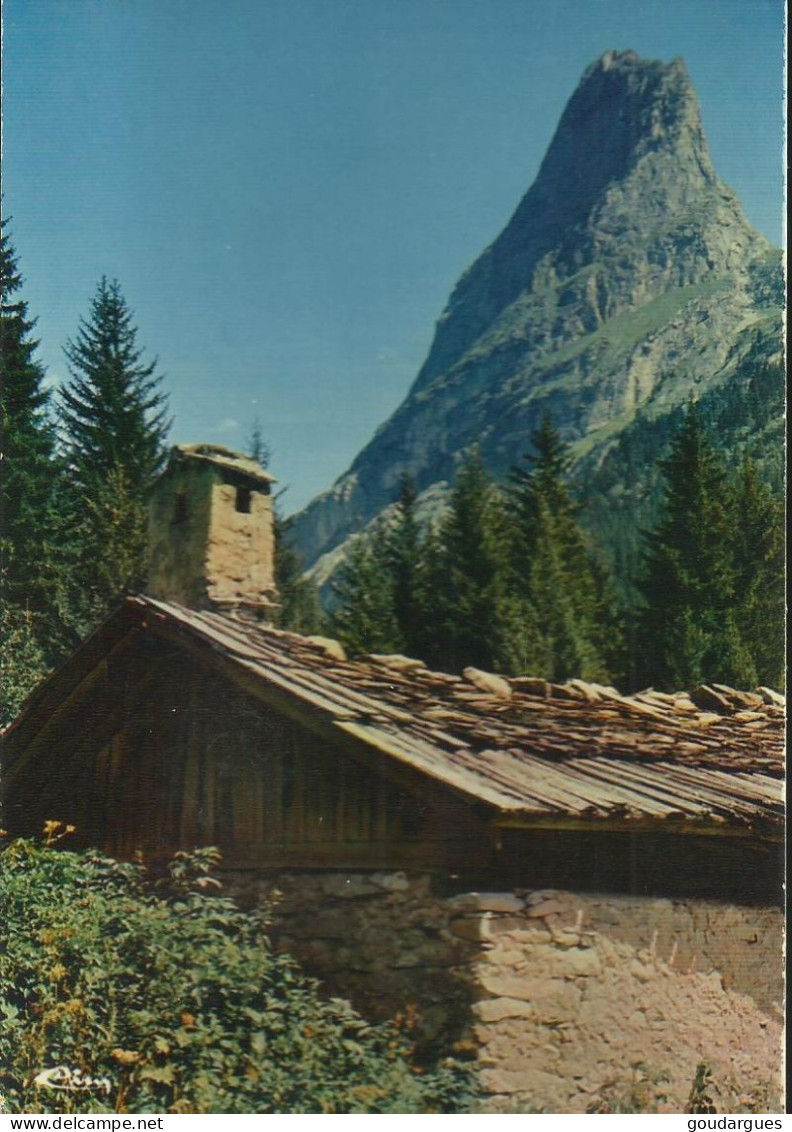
left=291, top=51, right=783, bottom=586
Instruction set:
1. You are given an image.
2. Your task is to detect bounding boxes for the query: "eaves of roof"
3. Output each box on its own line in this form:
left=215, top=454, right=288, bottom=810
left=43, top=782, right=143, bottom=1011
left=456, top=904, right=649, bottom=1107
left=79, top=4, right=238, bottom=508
left=2, top=596, right=783, bottom=840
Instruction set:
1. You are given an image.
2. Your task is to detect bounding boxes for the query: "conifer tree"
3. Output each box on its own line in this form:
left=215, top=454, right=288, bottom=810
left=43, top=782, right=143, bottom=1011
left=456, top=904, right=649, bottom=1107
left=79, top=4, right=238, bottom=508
left=65, top=464, right=150, bottom=630
left=507, top=417, right=620, bottom=683
left=731, top=459, right=784, bottom=690
left=0, top=219, right=59, bottom=620
left=637, top=406, right=755, bottom=691
left=383, top=474, right=424, bottom=657
left=408, top=521, right=447, bottom=662
left=330, top=529, right=401, bottom=656
left=426, top=452, right=512, bottom=673
left=57, top=278, right=171, bottom=636
left=329, top=477, right=439, bottom=660
left=242, top=428, right=322, bottom=635
left=0, top=220, right=62, bottom=718
left=0, top=602, right=49, bottom=724
left=60, top=277, right=170, bottom=489
left=273, top=512, right=325, bottom=635
left=246, top=416, right=271, bottom=470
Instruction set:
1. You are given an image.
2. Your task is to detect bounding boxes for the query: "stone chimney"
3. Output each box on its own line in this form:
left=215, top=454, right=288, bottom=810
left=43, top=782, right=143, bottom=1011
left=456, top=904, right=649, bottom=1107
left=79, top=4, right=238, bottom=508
left=146, top=444, right=278, bottom=615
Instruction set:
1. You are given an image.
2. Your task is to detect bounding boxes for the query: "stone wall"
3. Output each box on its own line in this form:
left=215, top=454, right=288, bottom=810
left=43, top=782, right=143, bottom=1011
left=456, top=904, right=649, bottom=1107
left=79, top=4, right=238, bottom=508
left=227, top=869, right=479, bottom=1050
left=205, top=480, right=275, bottom=607
left=457, top=890, right=783, bottom=1113
left=147, top=456, right=276, bottom=610
left=147, top=460, right=215, bottom=608
left=224, top=870, right=784, bottom=1113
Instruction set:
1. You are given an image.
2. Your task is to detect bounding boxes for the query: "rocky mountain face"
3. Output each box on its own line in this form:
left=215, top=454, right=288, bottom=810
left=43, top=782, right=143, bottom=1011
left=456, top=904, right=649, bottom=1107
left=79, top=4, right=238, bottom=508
left=292, top=50, right=783, bottom=587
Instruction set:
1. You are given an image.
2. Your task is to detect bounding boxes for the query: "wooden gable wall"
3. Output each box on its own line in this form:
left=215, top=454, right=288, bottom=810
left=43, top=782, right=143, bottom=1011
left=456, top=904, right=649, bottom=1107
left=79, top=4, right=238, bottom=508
left=5, top=632, right=494, bottom=871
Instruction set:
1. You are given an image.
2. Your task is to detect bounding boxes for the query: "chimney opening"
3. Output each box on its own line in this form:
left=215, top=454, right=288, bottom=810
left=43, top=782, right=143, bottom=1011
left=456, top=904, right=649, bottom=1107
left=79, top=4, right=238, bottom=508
left=235, top=485, right=252, bottom=514
left=147, top=443, right=278, bottom=613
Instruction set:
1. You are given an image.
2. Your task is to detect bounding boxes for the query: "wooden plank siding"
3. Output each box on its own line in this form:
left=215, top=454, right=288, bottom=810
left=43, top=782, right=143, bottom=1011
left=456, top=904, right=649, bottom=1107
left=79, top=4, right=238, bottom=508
left=4, top=596, right=781, bottom=905
left=5, top=597, right=782, bottom=848
left=6, top=634, right=492, bottom=870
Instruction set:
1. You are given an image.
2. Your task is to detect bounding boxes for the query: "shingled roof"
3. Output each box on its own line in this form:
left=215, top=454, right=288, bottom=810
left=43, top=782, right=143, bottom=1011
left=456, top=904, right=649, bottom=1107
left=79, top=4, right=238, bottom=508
left=2, top=595, right=783, bottom=840
left=35, top=595, right=774, bottom=841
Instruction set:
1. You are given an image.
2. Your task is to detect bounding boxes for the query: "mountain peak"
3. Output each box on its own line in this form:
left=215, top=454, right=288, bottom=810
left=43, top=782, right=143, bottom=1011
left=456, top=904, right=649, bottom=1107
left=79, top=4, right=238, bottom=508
left=556, top=48, right=707, bottom=175
left=589, top=47, right=680, bottom=74
left=409, top=51, right=751, bottom=392
left=292, top=52, right=779, bottom=575
left=583, top=48, right=686, bottom=83
left=597, top=48, right=643, bottom=68
left=520, top=49, right=712, bottom=236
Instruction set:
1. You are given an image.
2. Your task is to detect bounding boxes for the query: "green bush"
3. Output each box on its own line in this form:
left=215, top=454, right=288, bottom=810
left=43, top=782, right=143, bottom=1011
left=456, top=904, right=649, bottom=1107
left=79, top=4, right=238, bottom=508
left=0, top=829, right=475, bottom=1114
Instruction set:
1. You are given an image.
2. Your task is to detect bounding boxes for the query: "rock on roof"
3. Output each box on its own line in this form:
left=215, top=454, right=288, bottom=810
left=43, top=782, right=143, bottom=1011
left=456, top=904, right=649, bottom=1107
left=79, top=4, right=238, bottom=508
left=126, top=597, right=783, bottom=839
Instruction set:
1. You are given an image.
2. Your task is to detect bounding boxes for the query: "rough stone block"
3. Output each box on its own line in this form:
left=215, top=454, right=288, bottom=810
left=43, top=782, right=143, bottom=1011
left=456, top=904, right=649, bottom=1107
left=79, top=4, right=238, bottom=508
left=487, top=915, right=535, bottom=935
left=477, top=973, right=581, bottom=1019
left=449, top=915, right=492, bottom=941
left=444, top=893, right=479, bottom=912
left=523, top=889, right=563, bottom=905
left=303, top=635, right=346, bottom=660
left=552, top=930, right=582, bottom=949
left=490, top=926, right=553, bottom=949
left=477, top=945, right=537, bottom=967
left=477, top=972, right=535, bottom=1001
left=493, top=941, right=603, bottom=980
left=526, top=898, right=576, bottom=919
left=473, top=996, right=535, bottom=1023
left=473, top=1020, right=545, bottom=1052
left=462, top=667, right=513, bottom=699
left=630, top=958, right=655, bottom=982
left=480, top=1065, right=561, bottom=1097
left=558, top=946, right=603, bottom=978
left=450, top=892, right=525, bottom=914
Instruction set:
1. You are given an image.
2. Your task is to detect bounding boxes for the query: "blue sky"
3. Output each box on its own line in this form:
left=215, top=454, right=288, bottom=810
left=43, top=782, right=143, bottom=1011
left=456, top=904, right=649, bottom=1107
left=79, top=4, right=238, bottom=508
left=3, top=0, right=785, bottom=512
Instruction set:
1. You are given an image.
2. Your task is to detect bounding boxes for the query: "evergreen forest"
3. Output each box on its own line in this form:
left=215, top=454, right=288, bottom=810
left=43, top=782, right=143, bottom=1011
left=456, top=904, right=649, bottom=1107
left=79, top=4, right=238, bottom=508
left=329, top=416, right=783, bottom=694
left=0, top=220, right=785, bottom=729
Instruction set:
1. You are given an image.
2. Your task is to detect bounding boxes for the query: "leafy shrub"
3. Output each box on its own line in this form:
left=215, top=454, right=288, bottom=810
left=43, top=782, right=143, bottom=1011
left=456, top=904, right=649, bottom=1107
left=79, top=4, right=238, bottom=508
left=0, top=829, right=475, bottom=1114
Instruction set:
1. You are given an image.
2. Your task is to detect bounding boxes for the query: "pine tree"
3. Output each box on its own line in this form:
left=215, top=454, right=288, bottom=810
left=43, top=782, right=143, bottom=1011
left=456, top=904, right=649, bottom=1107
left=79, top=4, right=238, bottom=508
left=65, top=464, right=150, bottom=630
left=0, top=219, right=59, bottom=621
left=409, top=522, right=447, bottom=662
left=273, top=512, right=325, bottom=635
left=731, top=459, right=784, bottom=690
left=60, top=277, right=170, bottom=489
left=507, top=417, right=620, bottom=683
left=0, top=219, right=63, bottom=719
left=383, top=474, right=424, bottom=657
left=242, top=427, right=322, bottom=635
left=637, top=406, right=755, bottom=691
left=57, top=278, right=171, bottom=635
left=329, top=475, right=445, bottom=662
left=330, top=529, right=401, bottom=656
left=0, top=601, right=49, bottom=723
left=425, top=452, right=512, bottom=673
left=246, top=416, right=271, bottom=470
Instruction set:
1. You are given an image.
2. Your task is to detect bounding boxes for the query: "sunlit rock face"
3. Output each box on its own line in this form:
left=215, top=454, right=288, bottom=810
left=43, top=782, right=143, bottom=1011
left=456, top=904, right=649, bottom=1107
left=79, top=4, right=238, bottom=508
left=292, top=50, right=783, bottom=585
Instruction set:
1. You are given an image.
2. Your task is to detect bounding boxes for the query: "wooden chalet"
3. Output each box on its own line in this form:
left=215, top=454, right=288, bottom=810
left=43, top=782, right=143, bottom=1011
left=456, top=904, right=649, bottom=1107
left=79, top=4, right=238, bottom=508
left=0, top=444, right=784, bottom=904
left=2, top=591, right=784, bottom=903
left=2, top=444, right=785, bottom=1111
